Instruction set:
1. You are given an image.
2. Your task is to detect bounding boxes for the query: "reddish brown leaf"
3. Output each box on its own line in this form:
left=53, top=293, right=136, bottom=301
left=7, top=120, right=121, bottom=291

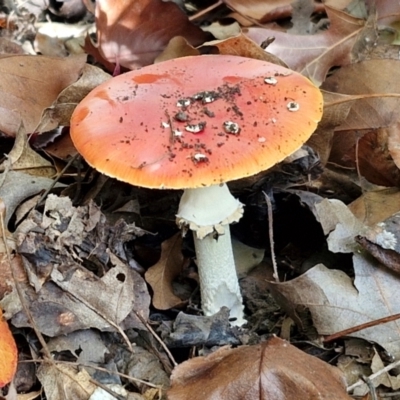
left=92, top=0, right=209, bottom=70
left=329, top=128, right=400, bottom=187
left=168, top=336, right=351, bottom=400
left=0, top=308, right=17, bottom=388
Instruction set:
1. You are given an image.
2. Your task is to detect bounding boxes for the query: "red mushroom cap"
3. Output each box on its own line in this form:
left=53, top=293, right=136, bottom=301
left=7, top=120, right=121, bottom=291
left=70, top=55, right=323, bottom=189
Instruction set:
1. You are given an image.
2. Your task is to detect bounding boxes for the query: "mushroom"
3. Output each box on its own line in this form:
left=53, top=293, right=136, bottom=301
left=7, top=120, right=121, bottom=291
left=70, top=55, right=323, bottom=326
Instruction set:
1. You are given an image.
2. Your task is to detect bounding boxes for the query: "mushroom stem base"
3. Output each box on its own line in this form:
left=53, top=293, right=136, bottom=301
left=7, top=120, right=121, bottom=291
left=193, top=228, right=246, bottom=326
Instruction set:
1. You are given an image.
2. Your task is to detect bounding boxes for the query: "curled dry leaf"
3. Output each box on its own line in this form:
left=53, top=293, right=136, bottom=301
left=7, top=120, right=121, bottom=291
left=211, top=33, right=287, bottom=66
left=168, top=336, right=351, bottom=400
left=0, top=54, right=87, bottom=136
left=36, top=63, right=111, bottom=134
left=244, top=7, right=373, bottom=85
left=0, top=308, right=18, bottom=388
left=90, top=0, right=209, bottom=70
left=0, top=124, right=55, bottom=178
left=145, top=233, right=187, bottom=310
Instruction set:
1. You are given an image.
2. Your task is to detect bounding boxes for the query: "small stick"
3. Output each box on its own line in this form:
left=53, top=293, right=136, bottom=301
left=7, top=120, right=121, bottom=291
left=134, top=311, right=177, bottom=369
left=347, top=359, right=400, bottom=392
left=263, top=191, right=279, bottom=282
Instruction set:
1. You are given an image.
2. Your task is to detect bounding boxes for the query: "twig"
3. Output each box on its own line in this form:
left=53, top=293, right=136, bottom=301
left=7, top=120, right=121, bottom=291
left=263, top=191, right=279, bottom=282
left=361, top=374, right=378, bottom=400
left=189, top=0, right=223, bottom=21
left=323, top=312, right=400, bottom=343
left=347, top=359, right=400, bottom=392
left=36, top=153, right=79, bottom=206
left=134, top=310, right=177, bottom=369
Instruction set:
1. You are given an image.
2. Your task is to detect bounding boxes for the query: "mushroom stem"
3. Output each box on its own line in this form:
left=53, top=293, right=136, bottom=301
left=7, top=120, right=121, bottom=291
left=193, top=228, right=246, bottom=325
left=177, top=184, right=246, bottom=326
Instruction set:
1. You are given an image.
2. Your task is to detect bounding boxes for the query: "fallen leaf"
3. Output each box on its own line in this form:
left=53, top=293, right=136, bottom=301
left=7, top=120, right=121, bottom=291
left=212, top=33, right=287, bottom=66
left=244, top=7, right=374, bottom=85
left=37, top=363, right=96, bottom=400
left=0, top=54, right=86, bottom=136
left=5, top=195, right=150, bottom=335
left=349, top=187, right=400, bottom=226
left=223, top=0, right=324, bottom=23
left=321, top=59, right=400, bottom=130
left=267, top=255, right=400, bottom=359
left=165, top=308, right=240, bottom=348
left=91, top=0, right=208, bottom=70
left=0, top=125, right=55, bottom=177
left=122, top=346, right=170, bottom=392
left=46, top=330, right=108, bottom=364
left=168, top=336, right=351, bottom=400
left=0, top=308, right=17, bottom=388
left=36, top=63, right=111, bottom=133
left=0, top=170, right=65, bottom=225
left=329, top=128, right=400, bottom=187
left=315, top=198, right=364, bottom=253
left=145, top=233, right=187, bottom=310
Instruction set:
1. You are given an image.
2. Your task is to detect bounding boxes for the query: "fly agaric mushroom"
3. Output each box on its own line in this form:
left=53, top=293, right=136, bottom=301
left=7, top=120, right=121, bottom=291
left=70, top=55, right=323, bottom=326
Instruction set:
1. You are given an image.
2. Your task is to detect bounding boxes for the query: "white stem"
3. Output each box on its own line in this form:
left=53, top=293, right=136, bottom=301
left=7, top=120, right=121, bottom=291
left=177, top=184, right=246, bottom=326
left=193, top=228, right=246, bottom=326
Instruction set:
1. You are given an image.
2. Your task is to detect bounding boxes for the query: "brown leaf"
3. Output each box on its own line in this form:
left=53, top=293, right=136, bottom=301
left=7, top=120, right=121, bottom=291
left=268, top=254, right=400, bottom=359
left=37, top=364, right=96, bottom=400
left=329, top=128, right=400, bottom=187
left=168, top=336, right=351, bottom=400
left=223, top=0, right=324, bottom=23
left=0, top=54, right=87, bottom=136
left=308, top=90, right=354, bottom=165
left=244, top=7, right=372, bottom=85
left=349, top=188, right=400, bottom=226
left=93, top=0, right=209, bottom=70
left=356, top=236, right=400, bottom=275
left=36, top=63, right=111, bottom=133
left=155, top=36, right=201, bottom=64
left=145, top=233, right=187, bottom=310
left=321, top=59, right=400, bottom=130
left=0, top=125, right=55, bottom=177
left=213, top=33, right=287, bottom=66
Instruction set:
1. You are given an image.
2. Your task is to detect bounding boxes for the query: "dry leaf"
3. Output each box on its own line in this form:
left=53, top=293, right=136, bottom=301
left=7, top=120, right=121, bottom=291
left=0, top=308, right=17, bottom=388
left=349, top=188, right=400, bottom=226
left=0, top=171, right=64, bottom=225
left=267, top=254, right=400, bottom=359
left=168, top=336, right=351, bottom=400
left=222, top=0, right=321, bottom=23
left=0, top=125, right=55, bottom=177
left=37, top=364, right=96, bottom=400
left=321, top=59, right=400, bottom=131
left=212, top=33, right=287, bottom=66
left=244, top=7, right=373, bottom=85
left=0, top=54, right=86, bottom=136
left=91, top=0, right=208, bottom=70
left=155, top=36, right=201, bottom=64
left=145, top=233, right=187, bottom=310
left=36, top=63, right=111, bottom=133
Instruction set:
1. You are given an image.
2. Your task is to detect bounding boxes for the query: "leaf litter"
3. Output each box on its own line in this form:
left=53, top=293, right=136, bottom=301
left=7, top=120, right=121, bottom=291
left=3, top=0, right=400, bottom=399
